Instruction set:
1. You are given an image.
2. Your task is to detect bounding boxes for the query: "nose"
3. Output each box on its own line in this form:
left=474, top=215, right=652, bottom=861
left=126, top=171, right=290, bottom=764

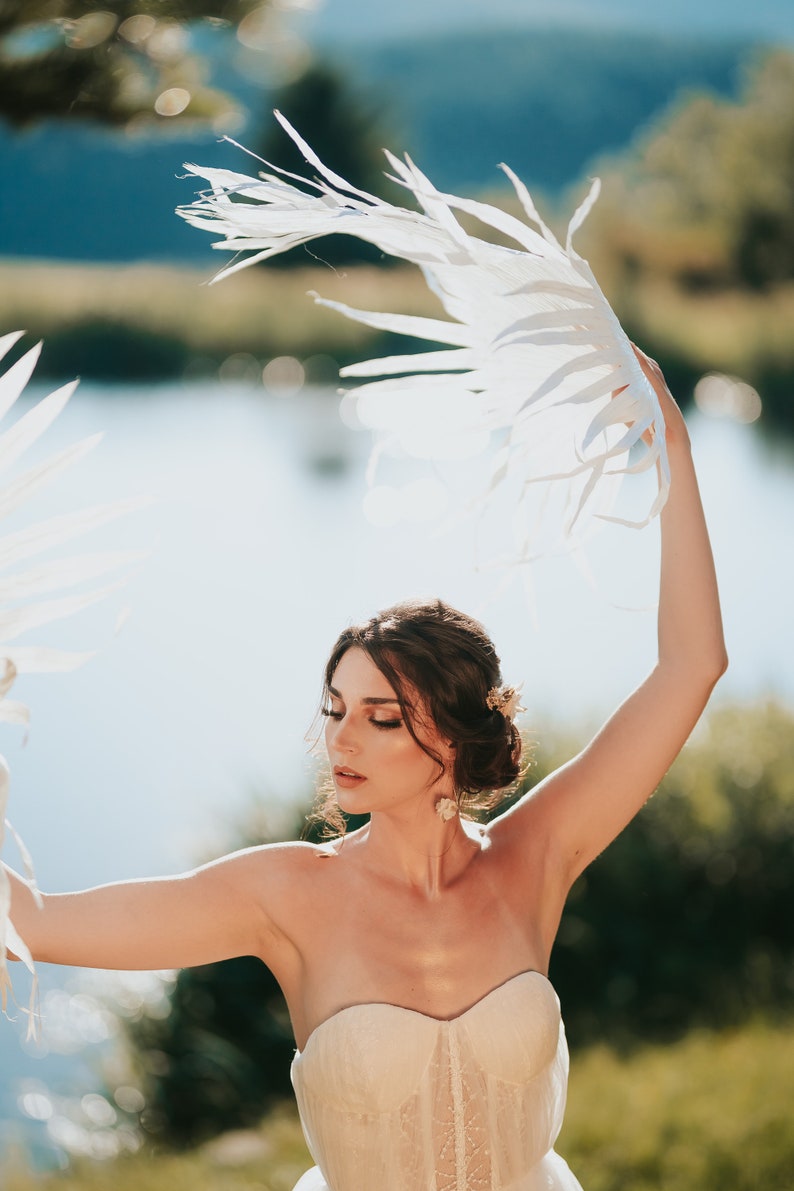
left=327, top=713, right=359, bottom=754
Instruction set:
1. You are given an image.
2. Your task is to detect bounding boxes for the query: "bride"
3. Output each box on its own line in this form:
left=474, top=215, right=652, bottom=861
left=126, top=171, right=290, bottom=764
left=4, top=345, right=726, bottom=1190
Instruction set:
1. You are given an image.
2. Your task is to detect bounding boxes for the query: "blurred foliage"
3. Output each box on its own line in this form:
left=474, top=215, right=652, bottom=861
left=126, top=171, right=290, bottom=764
left=0, top=259, right=444, bottom=379
left=3, top=1102, right=311, bottom=1190
left=253, top=62, right=399, bottom=267
left=561, top=1020, right=794, bottom=1191
left=543, top=701, right=794, bottom=1046
left=583, top=50, right=794, bottom=292
left=0, top=1, right=271, bottom=128
left=559, top=48, right=794, bottom=434
left=120, top=701, right=794, bottom=1149
left=129, top=955, right=295, bottom=1146
left=38, top=318, right=192, bottom=379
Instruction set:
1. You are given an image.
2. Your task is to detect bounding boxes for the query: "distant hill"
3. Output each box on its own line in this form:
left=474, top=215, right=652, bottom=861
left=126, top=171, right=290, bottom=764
left=0, top=27, right=750, bottom=264
left=344, top=28, right=749, bottom=192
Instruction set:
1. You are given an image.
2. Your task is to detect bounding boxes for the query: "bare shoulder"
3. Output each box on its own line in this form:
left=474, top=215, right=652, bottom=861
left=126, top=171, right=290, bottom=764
left=198, top=838, right=346, bottom=969
left=208, top=838, right=341, bottom=893
left=189, top=838, right=343, bottom=930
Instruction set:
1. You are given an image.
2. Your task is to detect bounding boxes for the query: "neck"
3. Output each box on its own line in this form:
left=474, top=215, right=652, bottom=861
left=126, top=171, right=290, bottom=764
left=360, top=801, right=480, bottom=897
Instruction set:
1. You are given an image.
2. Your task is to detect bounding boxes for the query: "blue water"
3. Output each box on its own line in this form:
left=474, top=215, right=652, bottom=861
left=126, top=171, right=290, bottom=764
left=1, top=380, right=792, bottom=1166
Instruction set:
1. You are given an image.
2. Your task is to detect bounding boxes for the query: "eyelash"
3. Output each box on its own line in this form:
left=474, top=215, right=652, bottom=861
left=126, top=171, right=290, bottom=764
left=321, top=709, right=403, bottom=731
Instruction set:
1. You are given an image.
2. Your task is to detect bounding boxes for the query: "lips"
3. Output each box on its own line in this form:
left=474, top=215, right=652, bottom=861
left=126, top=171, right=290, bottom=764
left=333, top=765, right=366, bottom=788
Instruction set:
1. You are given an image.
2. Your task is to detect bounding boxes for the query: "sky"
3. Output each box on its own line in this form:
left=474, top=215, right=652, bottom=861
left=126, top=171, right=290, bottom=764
left=305, top=0, right=794, bottom=44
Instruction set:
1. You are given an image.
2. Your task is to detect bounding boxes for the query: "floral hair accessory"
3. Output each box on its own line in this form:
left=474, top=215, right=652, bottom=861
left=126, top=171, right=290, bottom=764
left=486, top=684, right=525, bottom=722
left=435, top=797, right=458, bottom=822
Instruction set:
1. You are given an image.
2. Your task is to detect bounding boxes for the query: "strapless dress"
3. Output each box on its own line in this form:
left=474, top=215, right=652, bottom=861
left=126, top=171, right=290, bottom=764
left=290, top=970, right=583, bottom=1191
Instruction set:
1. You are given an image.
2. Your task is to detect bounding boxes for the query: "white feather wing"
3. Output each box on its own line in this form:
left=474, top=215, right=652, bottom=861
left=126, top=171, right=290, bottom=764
left=179, top=116, right=669, bottom=556
left=0, top=334, right=143, bottom=1034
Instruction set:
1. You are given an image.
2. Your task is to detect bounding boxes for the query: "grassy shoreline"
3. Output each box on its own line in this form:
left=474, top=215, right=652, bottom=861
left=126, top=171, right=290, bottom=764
left=2, top=256, right=793, bottom=433
left=0, top=258, right=440, bottom=380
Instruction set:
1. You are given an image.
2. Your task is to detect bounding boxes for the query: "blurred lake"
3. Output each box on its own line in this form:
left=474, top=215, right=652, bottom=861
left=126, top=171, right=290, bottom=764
left=0, top=378, right=792, bottom=1166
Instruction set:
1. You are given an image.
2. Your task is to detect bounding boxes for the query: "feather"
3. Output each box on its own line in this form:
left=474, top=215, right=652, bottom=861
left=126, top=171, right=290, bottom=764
left=179, top=116, right=669, bottom=558
left=0, top=497, right=146, bottom=571
left=0, top=341, right=144, bottom=1035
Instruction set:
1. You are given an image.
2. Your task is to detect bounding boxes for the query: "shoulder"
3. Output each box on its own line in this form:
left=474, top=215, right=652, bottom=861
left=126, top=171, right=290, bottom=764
left=189, top=839, right=343, bottom=910
left=195, top=839, right=346, bottom=968
left=203, top=839, right=339, bottom=881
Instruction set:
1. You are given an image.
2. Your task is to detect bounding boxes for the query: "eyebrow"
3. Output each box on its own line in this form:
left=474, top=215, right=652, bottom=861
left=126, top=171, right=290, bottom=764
left=328, top=685, right=400, bottom=706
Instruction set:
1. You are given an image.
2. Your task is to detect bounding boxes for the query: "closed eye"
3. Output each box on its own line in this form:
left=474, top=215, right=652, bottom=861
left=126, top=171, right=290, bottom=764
left=321, top=708, right=402, bottom=730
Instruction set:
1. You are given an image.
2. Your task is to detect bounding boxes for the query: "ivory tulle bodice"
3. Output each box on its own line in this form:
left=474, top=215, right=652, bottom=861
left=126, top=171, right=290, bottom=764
left=290, top=971, right=583, bottom=1191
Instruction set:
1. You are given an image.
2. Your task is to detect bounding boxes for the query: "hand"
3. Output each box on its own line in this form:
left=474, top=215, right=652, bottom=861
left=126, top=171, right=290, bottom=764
left=630, top=343, right=690, bottom=447
left=612, top=344, right=688, bottom=448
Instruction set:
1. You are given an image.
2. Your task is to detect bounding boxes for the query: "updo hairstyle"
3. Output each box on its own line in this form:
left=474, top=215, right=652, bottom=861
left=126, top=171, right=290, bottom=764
left=315, top=598, right=524, bottom=831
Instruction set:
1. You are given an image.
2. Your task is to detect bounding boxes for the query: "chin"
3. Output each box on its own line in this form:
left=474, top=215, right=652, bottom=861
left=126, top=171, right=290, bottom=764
left=334, top=789, right=372, bottom=816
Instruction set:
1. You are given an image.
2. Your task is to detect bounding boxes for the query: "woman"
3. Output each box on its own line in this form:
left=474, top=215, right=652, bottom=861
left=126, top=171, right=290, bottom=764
left=3, top=348, right=726, bottom=1189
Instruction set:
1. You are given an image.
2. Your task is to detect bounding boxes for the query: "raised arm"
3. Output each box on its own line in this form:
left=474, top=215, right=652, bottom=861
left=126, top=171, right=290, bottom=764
left=496, top=348, right=728, bottom=889
left=4, top=844, right=291, bottom=974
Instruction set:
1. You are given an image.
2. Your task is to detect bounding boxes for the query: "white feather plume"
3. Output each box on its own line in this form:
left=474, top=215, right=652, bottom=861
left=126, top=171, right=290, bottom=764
left=179, top=114, right=669, bottom=560
left=0, top=332, right=144, bottom=1036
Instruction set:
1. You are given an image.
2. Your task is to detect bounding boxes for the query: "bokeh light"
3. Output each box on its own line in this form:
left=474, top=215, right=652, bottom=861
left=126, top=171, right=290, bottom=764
left=237, top=4, right=279, bottom=50
left=263, top=355, right=306, bottom=396
left=64, top=12, right=117, bottom=51
left=118, top=14, right=156, bottom=45
left=145, top=20, right=187, bottom=64
left=19, top=1090, right=54, bottom=1122
left=153, top=88, right=191, bottom=118
left=694, top=372, right=762, bottom=423
left=113, top=1086, right=146, bottom=1114
left=219, top=352, right=263, bottom=385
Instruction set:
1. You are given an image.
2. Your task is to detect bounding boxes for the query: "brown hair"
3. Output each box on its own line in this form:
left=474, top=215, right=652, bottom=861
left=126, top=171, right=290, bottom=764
left=310, top=598, right=524, bottom=835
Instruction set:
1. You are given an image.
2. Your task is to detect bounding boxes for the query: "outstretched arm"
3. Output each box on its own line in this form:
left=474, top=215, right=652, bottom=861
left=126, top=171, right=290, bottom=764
left=4, top=845, right=283, bottom=973
left=497, top=348, right=728, bottom=887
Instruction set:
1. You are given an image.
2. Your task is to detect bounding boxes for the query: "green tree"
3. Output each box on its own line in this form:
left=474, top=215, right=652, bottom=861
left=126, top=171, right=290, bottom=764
left=256, top=62, right=400, bottom=266
left=130, top=955, right=295, bottom=1145
left=547, top=700, right=794, bottom=1044
left=0, top=1, right=271, bottom=128
left=585, top=50, right=794, bottom=290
